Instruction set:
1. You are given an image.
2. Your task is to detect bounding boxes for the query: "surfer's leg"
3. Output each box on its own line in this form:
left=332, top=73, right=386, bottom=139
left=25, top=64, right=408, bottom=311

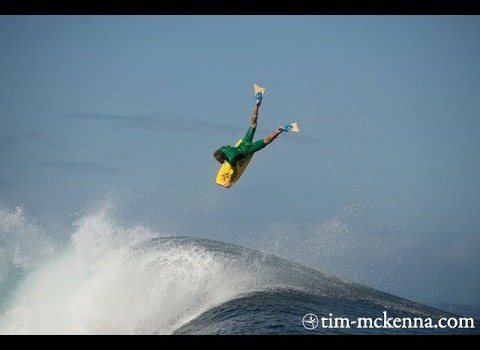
left=244, top=104, right=259, bottom=143
left=263, top=128, right=283, bottom=145
left=243, top=128, right=281, bottom=155
left=243, top=126, right=256, bottom=143
left=250, top=104, right=259, bottom=129
left=243, top=139, right=266, bottom=155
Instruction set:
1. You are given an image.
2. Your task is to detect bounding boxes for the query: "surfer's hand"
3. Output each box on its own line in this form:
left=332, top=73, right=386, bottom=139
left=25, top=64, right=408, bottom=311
left=224, top=181, right=232, bottom=188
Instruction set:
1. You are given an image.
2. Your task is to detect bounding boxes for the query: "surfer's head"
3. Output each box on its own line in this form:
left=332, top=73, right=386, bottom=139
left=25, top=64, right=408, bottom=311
left=213, top=149, right=226, bottom=164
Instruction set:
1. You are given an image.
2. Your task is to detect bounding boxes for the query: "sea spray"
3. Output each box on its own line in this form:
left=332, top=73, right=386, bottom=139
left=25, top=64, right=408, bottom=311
left=0, top=205, right=56, bottom=311
left=0, top=208, right=265, bottom=334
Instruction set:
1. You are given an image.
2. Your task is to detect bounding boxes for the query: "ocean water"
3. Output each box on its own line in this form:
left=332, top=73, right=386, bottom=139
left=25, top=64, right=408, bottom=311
left=0, top=205, right=478, bottom=335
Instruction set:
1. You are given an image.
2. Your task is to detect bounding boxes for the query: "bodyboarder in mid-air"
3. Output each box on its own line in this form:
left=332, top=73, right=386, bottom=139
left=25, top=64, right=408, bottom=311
left=213, top=84, right=298, bottom=188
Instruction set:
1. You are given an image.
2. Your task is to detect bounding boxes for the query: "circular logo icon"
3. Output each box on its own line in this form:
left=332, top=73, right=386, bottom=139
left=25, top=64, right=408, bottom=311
left=302, top=313, right=319, bottom=330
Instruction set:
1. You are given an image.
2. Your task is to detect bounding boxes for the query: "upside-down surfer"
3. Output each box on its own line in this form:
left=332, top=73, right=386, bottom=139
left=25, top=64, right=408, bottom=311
left=213, top=84, right=298, bottom=188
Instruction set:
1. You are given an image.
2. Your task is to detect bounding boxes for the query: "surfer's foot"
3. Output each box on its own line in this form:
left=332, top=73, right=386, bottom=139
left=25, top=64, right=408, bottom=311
left=255, top=92, right=263, bottom=106
left=279, top=124, right=292, bottom=132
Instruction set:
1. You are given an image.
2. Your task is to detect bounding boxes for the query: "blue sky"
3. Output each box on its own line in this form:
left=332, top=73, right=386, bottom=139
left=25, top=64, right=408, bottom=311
left=1, top=15, right=479, bottom=306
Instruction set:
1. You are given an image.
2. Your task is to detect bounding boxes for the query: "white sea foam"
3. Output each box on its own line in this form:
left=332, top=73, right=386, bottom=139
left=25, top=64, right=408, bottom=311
left=0, top=205, right=264, bottom=334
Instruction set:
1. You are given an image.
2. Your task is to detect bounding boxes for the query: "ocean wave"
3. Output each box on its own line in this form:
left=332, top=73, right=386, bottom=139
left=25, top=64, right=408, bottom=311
left=0, top=205, right=477, bottom=334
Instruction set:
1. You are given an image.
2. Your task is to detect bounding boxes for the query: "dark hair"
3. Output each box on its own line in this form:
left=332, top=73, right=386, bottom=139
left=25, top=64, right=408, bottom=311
left=213, top=149, right=226, bottom=164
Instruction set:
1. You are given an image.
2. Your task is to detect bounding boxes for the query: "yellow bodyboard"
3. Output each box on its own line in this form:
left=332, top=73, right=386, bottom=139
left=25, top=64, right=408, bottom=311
left=215, top=139, right=254, bottom=187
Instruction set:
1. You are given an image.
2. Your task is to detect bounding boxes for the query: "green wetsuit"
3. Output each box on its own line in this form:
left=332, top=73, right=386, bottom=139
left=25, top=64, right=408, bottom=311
left=219, top=127, right=266, bottom=167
